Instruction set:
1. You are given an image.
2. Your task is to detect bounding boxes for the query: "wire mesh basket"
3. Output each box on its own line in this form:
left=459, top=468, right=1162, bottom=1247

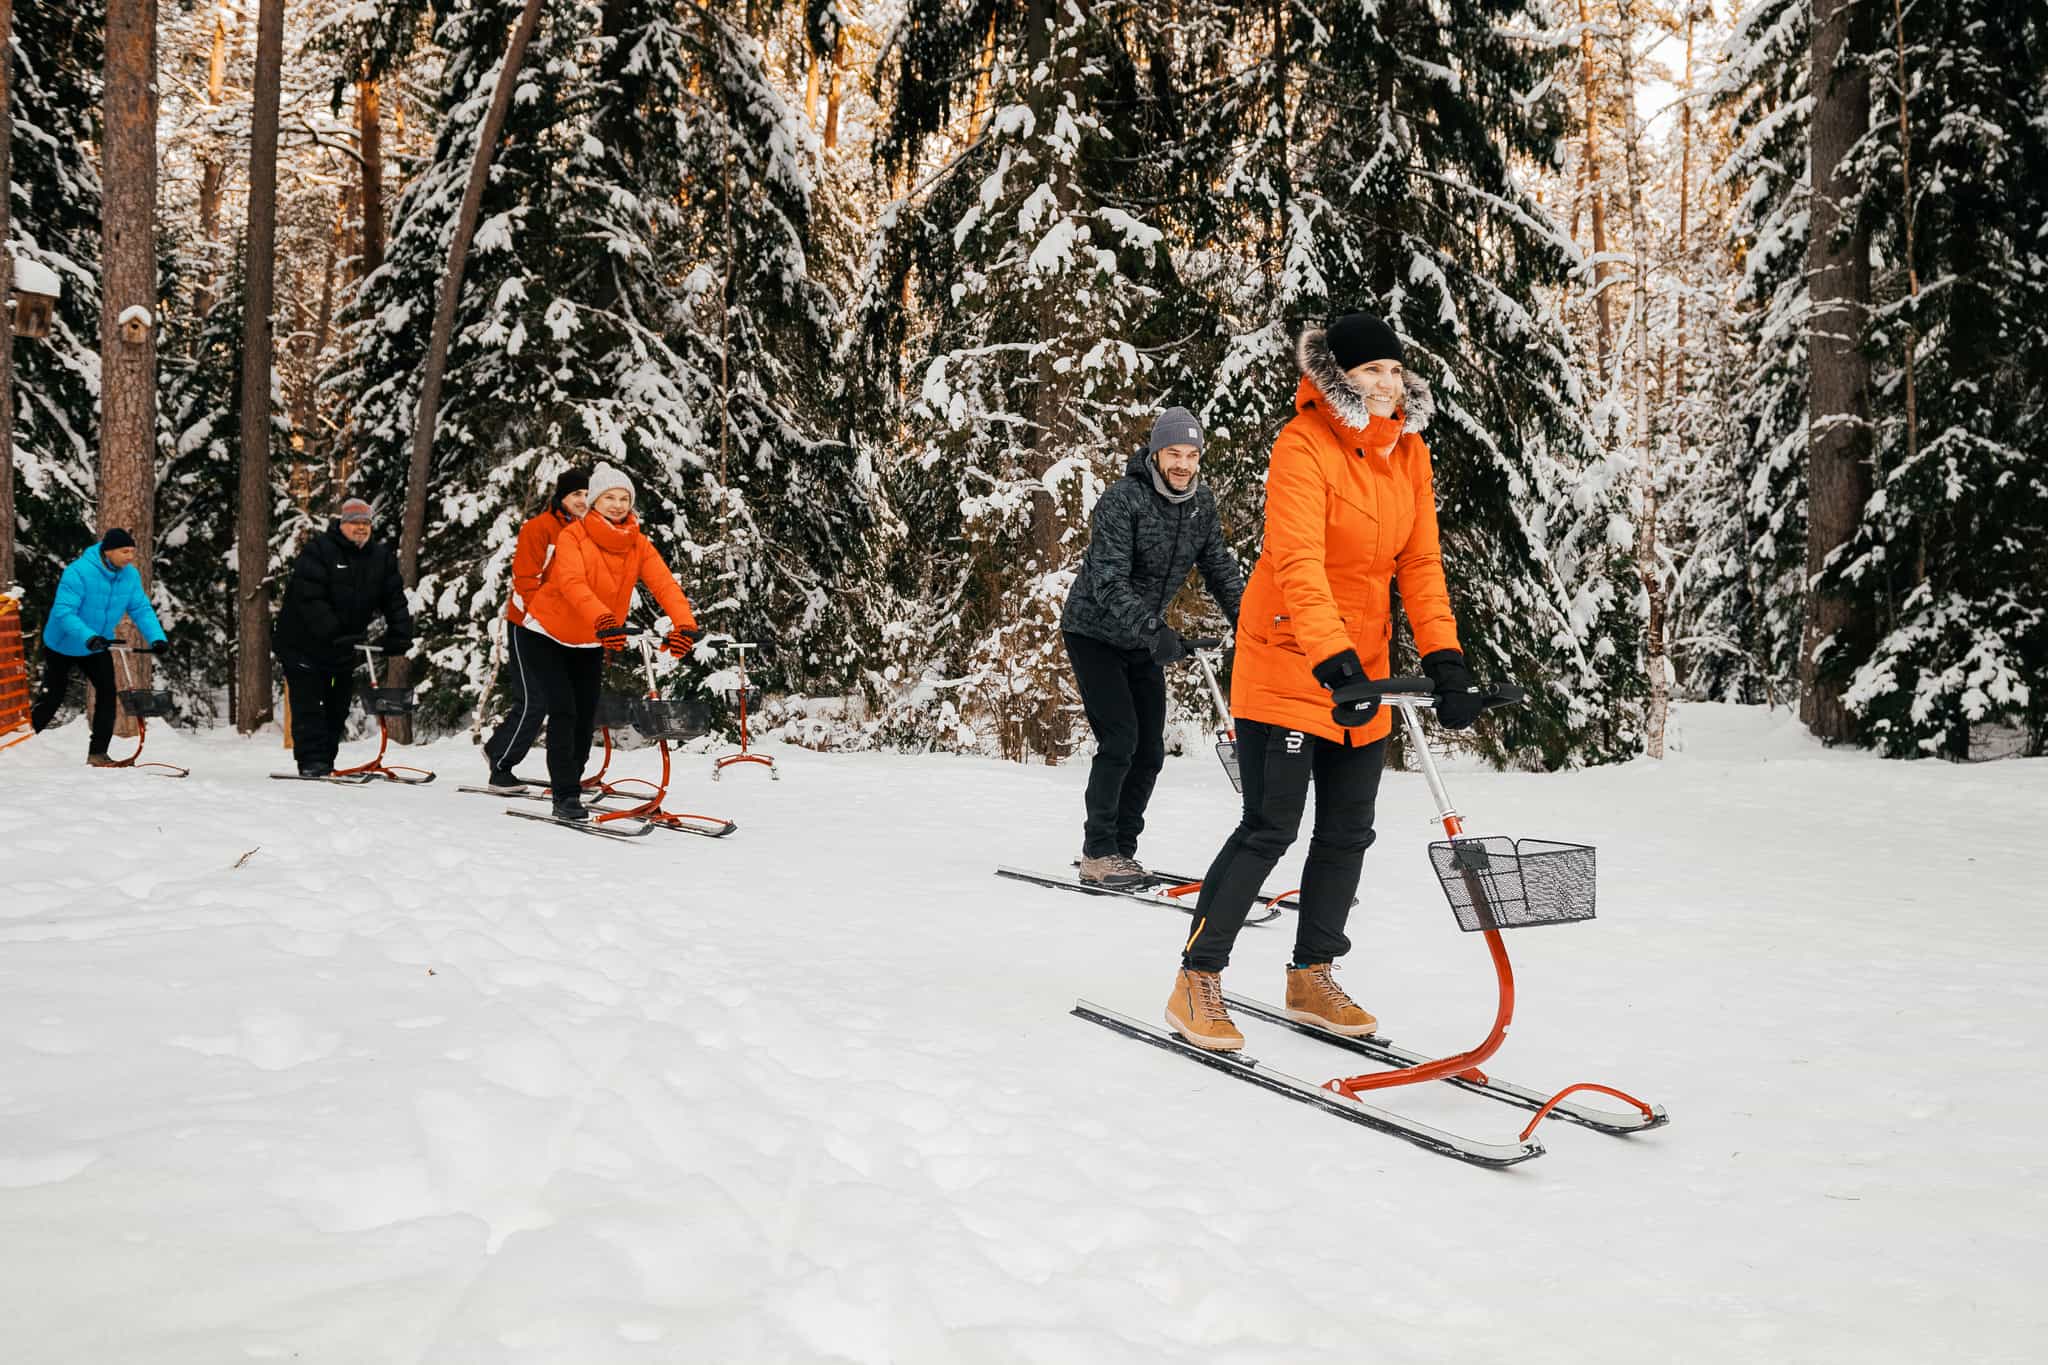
left=595, top=692, right=640, bottom=728
left=1428, top=836, right=1597, bottom=932
left=1215, top=735, right=1242, bottom=792
left=117, top=688, right=174, bottom=719
left=633, top=697, right=712, bottom=742
left=356, top=686, right=417, bottom=718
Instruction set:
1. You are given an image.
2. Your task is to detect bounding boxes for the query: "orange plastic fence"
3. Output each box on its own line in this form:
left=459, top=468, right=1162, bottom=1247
left=0, top=594, right=31, bottom=748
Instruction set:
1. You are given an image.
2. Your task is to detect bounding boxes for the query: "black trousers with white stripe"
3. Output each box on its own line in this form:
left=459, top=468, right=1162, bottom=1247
left=483, top=623, right=549, bottom=776
left=1181, top=719, right=1386, bottom=973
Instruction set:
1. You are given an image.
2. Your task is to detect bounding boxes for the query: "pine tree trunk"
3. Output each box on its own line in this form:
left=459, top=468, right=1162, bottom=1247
left=823, top=30, right=847, bottom=150
left=395, top=0, right=547, bottom=733
left=1579, top=0, right=1612, bottom=376
left=1803, top=0, right=1875, bottom=743
left=235, top=0, right=283, bottom=733
left=100, top=0, right=160, bottom=729
left=196, top=9, right=229, bottom=318
left=1619, top=4, right=1665, bottom=758
left=0, top=0, right=14, bottom=594
left=357, top=76, right=386, bottom=277
left=968, top=7, right=999, bottom=139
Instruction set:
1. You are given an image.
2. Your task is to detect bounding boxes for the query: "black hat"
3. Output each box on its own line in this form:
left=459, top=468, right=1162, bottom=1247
left=553, top=468, right=590, bottom=501
left=1328, top=312, right=1404, bottom=369
left=100, top=528, right=136, bottom=553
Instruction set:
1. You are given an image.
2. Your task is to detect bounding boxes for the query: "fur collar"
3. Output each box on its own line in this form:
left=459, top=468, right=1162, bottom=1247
left=1295, top=327, right=1433, bottom=435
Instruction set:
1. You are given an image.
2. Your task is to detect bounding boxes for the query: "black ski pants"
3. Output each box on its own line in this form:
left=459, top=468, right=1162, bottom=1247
left=1064, top=631, right=1168, bottom=859
left=1182, top=718, right=1387, bottom=973
left=482, top=623, right=546, bottom=775
left=283, top=656, right=357, bottom=768
left=516, top=630, right=604, bottom=801
left=31, top=648, right=117, bottom=755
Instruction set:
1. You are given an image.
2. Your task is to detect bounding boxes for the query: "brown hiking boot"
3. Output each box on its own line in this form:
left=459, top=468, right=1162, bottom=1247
left=86, top=753, right=118, bottom=768
left=1165, top=967, right=1244, bottom=1052
left=1079, top=853, right=1147, bottom=889
left=1284, top=961, right=1378, bottom=1036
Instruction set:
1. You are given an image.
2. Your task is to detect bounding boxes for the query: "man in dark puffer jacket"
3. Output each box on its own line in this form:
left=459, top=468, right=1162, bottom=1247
left=1061, top=406, right=1244, bottom=887
left=274, top=497, right=415, bottom=777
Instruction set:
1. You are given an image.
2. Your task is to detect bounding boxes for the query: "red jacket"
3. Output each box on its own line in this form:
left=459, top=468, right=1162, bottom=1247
left=522, top=511, right=697, bottom=645
left=505, top=508, right=576, bottom=626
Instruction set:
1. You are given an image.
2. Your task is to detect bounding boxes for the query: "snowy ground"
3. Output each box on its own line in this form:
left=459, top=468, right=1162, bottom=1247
left=1, top=703, right=2043, bottom=1363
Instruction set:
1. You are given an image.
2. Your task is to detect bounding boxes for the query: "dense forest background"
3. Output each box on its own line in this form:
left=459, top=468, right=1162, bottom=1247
left=4, top=0, right=2042, bottom=765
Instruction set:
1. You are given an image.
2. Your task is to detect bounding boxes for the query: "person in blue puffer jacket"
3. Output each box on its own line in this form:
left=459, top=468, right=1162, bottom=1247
left=30, top=529, right=169, bottom=764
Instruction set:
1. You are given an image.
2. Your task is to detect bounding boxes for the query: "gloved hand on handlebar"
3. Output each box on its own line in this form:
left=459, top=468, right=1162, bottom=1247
left=1312, top=648, right=1381, bottom=728
left=1147, top=625, right=1192, bottom=666
left=593, top=615, right=629, bottom=652
left=85, top=635, right=111, bottom=653
left=664, top=622, right=704, bottom=658
left=1422, top=649, right=1485, bottom=730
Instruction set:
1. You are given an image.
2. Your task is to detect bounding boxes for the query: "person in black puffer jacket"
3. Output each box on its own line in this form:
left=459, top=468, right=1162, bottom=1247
left=1060, top=406, right=1244, bottom=887
left=274, top=497, right=415, bottom=776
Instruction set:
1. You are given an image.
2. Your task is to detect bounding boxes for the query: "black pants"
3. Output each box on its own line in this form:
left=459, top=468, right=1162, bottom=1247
left=1182, top=718, right=1387, bottom=973
left=482, top=624, right=546, bottom=775
left=31, top=649, right=117, bottom=754
left=516, top=630, right=604, bottom=801
left=1064, top=631, right=1168, bottom=859
left=283, top=656, right=357, bottom=768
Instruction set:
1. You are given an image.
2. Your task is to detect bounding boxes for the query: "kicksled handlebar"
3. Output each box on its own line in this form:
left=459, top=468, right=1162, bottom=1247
left=1357, top=677, right=1528, bottom=713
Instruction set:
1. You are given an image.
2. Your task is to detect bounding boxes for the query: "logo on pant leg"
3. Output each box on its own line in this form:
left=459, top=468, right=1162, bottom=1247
left=1285, top=730, right=1304, bottom=754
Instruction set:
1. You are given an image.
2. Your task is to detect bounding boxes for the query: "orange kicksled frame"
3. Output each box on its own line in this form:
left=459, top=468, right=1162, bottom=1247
left=584, top=636, right=735, bottom=838
left=334, top=643, right=436, bottom=784
left=1314, top=683, right=1662, bottom=1144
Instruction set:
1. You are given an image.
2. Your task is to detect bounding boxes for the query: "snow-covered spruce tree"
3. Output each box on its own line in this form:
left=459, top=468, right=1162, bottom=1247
left=6, top=0, right=103, bottom=635
left=1696, top=0, right=1809, bottom=707
left=339, top=0, right=863, bottom=730
left=1835, top=0, right=2048, bottom=758
left=152, top=245, right=251, bottom=716
left=1191, top=0, right=1641, bottom=768
left=857, top=0, right=1195, bottom=759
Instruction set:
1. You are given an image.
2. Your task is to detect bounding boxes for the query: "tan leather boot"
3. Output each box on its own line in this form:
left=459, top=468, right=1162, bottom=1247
left=1165, top=967, right=1244, bottom=1052
left=1079, top=853, right=1147, bottom=889
left=86, top=753, right=118, bottom=768
left=1284, top=961, right=1378, bottom=1036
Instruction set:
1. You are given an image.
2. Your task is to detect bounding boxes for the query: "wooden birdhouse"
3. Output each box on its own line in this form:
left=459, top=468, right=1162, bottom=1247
left=117, top=304, right=153, bottom=346
left=9, top=256, right=60, bottom=341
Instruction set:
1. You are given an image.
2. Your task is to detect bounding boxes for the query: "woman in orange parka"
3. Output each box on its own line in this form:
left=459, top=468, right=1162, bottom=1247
left=1166, top=313, right=1487, bottom=1053
left=480, top=466, right=588, bottom=790
left=519, top=462, right=702, bottom=822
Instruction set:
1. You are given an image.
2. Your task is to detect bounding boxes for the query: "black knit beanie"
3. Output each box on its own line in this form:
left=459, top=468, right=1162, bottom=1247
left=551, top=468, right=590, bottom=512
left=1328, top=312, right=1405, bottom=369
left=100, top=527, right=136, bottom=553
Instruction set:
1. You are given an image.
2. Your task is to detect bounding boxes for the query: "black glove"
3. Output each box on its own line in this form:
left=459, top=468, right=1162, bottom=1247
left=332, top=631, right=367, bottom=649
left=594, top=615, right=629, bottom=651
left=383, top=636, right=413, bottom=657
left=663, top=623, right=704, bottom=658
left=146, top=637, right=169, bottom=657
left=85, top=635, right=110, bottom=653
left=1147, top=626, right=1191, bottom=666
left=1313, top=649, right=1380, bottom=728
left=1422, top=649, right=1485, bottom=730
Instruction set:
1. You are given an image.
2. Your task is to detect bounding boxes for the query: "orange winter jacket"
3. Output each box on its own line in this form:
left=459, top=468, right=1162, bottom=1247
left=505, top=508, right=576, bottom=626
left=1230, top=337, right=1461, bottom=746
left=521, top=510, right=698, bottom=646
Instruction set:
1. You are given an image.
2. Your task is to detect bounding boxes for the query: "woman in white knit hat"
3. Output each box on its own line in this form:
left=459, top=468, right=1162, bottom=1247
left=518, top=462, right=702, bottom=821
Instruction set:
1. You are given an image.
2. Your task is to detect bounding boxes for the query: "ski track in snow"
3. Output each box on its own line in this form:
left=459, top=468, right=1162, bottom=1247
left=0, top=704, right=2042, bottom=1363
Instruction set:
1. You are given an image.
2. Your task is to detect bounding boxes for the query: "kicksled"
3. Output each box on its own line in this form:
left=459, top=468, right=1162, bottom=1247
left=497, top=634, right=737, bottom=842
left=1072, top=676, right=1666, bottom=1167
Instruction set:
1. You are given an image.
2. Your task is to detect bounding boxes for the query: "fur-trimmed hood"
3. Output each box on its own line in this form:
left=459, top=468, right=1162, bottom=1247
left=1295, top=326, right=1433, bottom=435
